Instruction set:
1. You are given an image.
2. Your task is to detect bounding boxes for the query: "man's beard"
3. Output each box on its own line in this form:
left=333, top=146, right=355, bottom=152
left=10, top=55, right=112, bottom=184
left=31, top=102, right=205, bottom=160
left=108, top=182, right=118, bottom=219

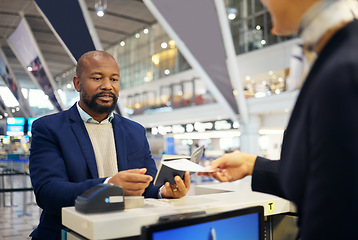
left=82, top=91, right=118, bottom=114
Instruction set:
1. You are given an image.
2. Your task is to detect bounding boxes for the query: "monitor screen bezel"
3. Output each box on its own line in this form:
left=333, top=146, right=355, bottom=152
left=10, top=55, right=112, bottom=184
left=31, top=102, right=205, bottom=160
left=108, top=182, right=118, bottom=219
left=141, top=205, right=264, bottom=240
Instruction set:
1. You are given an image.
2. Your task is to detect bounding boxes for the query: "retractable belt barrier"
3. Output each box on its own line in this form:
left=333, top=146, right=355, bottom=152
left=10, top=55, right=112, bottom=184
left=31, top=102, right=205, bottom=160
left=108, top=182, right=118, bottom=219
left=0, top=170, right=33, bottom=192
left=0, top=158, right=34, bottom=216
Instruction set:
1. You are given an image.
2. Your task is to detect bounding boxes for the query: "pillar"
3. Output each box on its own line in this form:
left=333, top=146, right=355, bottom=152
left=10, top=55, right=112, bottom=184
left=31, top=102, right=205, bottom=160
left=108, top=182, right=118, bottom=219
left=240, top=114, right=261, bottom=155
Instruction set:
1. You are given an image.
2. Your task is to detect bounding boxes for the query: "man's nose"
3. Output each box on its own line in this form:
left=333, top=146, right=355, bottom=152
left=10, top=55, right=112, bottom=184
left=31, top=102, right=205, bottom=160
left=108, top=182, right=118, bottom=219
left=100, top=77, right=113, bottom=89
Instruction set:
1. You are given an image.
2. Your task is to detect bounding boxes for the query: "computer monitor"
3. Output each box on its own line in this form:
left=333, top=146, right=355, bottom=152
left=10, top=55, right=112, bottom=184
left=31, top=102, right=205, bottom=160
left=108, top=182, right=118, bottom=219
left=141, top=206, right=264, bottom=240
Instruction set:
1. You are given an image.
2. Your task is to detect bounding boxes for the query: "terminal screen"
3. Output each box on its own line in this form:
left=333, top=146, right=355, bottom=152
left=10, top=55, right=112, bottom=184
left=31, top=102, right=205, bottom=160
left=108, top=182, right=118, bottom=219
left=141, top=206, right=263, bottom=240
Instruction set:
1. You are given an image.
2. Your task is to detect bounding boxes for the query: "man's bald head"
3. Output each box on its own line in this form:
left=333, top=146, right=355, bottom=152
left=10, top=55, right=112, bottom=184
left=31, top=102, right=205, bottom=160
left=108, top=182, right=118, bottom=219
left=76, top=50, right=116, bottom=78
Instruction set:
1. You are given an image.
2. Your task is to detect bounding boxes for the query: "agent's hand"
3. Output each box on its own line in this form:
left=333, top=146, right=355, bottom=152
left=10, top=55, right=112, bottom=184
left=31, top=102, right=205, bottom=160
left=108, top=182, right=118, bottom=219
left=199, top=152, right=257, bottom=182
left=108, top=168, right=152, bottom=196
left=160, top=171, right=190, bottom=198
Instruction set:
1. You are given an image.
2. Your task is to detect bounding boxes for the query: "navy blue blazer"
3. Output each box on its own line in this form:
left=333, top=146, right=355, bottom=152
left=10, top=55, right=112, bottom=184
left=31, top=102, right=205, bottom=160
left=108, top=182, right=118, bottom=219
left=29, top=104, right=160, bottom=239
left=252, top=21, right=358, bottom=239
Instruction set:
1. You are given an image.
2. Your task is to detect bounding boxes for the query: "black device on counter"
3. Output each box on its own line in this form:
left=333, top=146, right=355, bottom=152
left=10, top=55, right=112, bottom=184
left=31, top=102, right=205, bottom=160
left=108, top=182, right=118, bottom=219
left=75, top=183, right=125, bottom=213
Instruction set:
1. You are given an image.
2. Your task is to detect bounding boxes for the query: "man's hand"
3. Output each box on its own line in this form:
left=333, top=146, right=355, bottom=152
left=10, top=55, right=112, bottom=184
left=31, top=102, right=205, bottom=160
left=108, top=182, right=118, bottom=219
left=108, top=168, right=152, bottom=196
left=160, top=171, right=190, bottom=198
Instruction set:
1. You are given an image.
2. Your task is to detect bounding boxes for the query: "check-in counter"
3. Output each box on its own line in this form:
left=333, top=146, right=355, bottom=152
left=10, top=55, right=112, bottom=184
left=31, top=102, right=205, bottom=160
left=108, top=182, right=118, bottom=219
left=62, top=177, right=296, bottom=240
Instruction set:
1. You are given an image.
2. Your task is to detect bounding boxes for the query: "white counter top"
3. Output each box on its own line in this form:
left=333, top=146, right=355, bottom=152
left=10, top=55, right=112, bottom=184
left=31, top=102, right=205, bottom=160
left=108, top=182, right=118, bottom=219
left=62, top=177, right=294, bottom=240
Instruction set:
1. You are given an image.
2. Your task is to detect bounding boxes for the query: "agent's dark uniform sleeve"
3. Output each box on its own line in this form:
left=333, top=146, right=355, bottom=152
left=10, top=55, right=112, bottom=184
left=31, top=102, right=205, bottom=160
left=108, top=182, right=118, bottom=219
left=251, top=156, right=285, bottom=198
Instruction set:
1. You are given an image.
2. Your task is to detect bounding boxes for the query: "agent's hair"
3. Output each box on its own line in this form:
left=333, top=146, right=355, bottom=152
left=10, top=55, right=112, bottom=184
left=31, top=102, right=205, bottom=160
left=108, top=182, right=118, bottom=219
left=76, top=50, right=116, bottom=78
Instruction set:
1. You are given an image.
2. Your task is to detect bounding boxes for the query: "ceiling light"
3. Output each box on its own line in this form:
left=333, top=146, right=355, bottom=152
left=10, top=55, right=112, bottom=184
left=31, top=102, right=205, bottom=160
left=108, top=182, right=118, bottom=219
left=27, top=66, right=32, bottom=71
left=227, top=8, right=237, bottom=20
left=135, top=33, right=140, bottom=38
left=161, top=42, right=168, bottom=49
left=172, top=125, right=185, bottom=134
left=214, top=120, right=231, bottom=130
left=96, top=10, right=104, bottom=17
left=186, top=124, right=194, bottom=132
left=254, top=92, right=266, bottom=98
left=259, top=129, right=285, bottom=135
left=152, top=55, right=159, bottom=65
left=233, top=122, right=240, bottom=129
left=120, top=41, right=125, bottom=46
left=95, top=0, right=107, bottom=17
left=168, top=40, right=176, bottom=48
left=151, top=127, right=158, bottom=135
left=174, top=131, right=241, bottom=140
left=143, top=28, right=149, bottom=34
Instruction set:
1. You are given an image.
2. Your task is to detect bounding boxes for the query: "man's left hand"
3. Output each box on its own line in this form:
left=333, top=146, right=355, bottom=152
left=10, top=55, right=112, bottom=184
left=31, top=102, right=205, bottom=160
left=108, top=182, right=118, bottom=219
left=160, top=171, right=190, bottom=198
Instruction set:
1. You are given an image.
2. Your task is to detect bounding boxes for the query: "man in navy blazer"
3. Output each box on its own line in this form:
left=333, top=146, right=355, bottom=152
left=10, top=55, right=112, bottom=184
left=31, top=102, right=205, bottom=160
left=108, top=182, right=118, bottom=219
left=29, top=51, right=190, bottom=240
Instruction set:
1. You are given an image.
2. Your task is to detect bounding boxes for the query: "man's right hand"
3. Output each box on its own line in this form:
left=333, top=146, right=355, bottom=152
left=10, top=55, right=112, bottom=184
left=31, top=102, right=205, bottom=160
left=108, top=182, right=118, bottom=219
left=108, top=168, right=152, bottom=196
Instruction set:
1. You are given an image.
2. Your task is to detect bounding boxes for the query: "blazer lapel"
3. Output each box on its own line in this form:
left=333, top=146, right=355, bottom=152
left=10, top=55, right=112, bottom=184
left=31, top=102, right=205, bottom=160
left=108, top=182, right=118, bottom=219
left=68, top=105, right=99, bottom=178
left=112, top=115, right=128, bottom=171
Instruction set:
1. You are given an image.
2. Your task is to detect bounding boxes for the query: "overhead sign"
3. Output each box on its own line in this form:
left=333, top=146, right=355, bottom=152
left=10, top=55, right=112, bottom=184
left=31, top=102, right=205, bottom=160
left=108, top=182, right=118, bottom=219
left=34, top=0, right=100, bottom=62
left=0, top=93, right=12, bottom=118
left=6, top=117, right=25, bottom=136
left=34, top=0, right=121, bottom=114
left=7, top=17, right=64, bottom=112
left=0, top=47, right=34, bottom=118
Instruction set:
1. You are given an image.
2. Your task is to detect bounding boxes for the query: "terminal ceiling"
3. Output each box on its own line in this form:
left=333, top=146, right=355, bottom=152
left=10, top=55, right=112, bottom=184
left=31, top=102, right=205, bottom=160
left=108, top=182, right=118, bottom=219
left=0, top=0, right=156, bottom=90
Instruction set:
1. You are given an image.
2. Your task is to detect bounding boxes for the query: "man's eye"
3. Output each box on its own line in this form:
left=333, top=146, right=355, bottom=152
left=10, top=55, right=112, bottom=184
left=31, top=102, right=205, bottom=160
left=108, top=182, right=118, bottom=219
left=111, top=78, right=119, bottom=82
left=92, top=77, right=101, bottom=81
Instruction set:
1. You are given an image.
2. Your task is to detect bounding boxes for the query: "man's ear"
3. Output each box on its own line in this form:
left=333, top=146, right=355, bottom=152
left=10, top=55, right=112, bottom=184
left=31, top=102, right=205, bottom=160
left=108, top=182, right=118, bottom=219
left=73, top=76, right=81, bottom=92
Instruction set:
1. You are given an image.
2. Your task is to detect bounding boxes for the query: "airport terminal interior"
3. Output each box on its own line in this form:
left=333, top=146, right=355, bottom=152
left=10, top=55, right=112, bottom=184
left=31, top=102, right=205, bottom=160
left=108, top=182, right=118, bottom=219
left=0, top=0, right=302, bottom=239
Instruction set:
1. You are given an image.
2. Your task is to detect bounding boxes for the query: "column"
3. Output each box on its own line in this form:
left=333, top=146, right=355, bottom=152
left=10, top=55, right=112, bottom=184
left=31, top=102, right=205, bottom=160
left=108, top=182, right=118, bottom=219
left=240, top=114, right=261, bottom=155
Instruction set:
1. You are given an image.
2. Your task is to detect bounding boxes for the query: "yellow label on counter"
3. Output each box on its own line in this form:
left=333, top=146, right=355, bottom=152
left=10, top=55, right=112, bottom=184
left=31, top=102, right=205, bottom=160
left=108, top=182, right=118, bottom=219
left=267, top=201, right=275, bottom=214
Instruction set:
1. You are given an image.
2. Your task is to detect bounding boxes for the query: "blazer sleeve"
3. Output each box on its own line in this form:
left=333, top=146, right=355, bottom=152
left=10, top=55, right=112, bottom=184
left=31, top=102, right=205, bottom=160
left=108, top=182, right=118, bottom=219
left=122, top=118, right=160, bottom=198
left=29, top=117, right=104, bottom=216
left=251, top=156, right=285, bottom=198
left=142, top=136, right=161, bottom=198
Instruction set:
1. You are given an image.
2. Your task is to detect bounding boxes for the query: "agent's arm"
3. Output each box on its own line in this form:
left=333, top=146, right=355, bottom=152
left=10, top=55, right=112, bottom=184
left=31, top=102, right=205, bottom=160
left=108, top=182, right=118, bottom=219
left=200, top=152, right=257, bottom=182
left=200, top=152, right=284, bottom=197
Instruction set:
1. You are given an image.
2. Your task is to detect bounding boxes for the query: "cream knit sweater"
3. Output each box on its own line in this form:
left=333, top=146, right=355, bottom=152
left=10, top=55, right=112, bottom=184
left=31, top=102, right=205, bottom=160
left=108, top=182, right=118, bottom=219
left=85, top=123, right=118, bottom=178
